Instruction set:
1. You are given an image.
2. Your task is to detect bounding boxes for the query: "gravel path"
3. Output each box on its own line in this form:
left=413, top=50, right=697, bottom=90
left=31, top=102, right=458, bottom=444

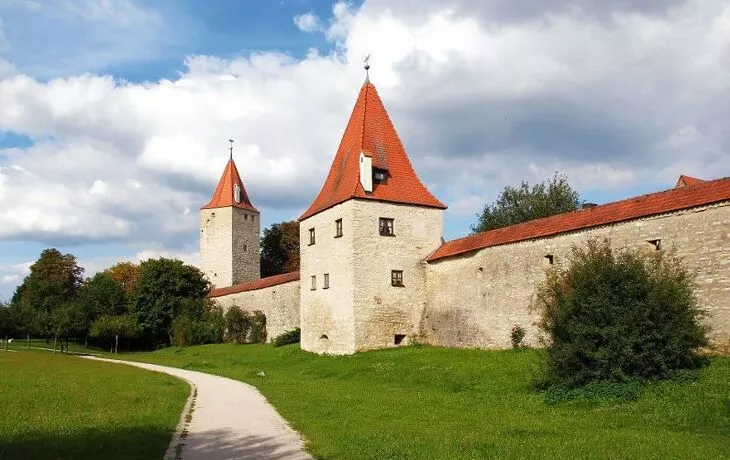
left=82, top=356, right=312, bottom=460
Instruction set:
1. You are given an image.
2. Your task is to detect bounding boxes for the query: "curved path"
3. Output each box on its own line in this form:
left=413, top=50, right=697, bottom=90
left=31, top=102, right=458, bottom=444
left=83, top=356, right=312, bottom=460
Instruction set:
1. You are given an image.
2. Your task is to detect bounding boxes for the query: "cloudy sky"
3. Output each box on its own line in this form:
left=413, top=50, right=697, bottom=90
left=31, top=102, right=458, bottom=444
left=1, top=0, right=729, bottom=300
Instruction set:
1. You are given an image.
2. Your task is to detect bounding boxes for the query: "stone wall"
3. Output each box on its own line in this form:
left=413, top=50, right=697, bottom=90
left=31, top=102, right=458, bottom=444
left=212, top=279, right=300, bottom=342
left=424, top=202, right=730, bottom=349
left=299, top=201, right=356, bottom=354
left=231, top=208, right=260, bottom=285
left=351, top=200, right=443, bottom=352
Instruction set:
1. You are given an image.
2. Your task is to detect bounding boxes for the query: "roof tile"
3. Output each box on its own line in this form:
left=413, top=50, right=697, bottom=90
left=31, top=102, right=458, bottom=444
left=202, top=158, right=258, bottom=212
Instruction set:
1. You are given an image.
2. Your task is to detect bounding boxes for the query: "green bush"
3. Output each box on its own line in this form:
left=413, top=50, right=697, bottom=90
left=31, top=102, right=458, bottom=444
left=170, top=299, right=224, bottom=347
left=249, top=310, right=267, bottom=344
left=273, top=328, right=300, bottom=347
left=532, top=238, right=709, bottom=388
left=224, top=306, right=250, bottom=344
left=510, top=325, right=526, bottom=349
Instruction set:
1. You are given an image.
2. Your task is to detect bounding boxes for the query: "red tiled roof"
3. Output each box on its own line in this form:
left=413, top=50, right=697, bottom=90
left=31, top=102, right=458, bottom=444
left=675, top=175, right=705, bottom=188
left=299, top=81, right=446, bottom=220
left=209, top=271, right=300, bottom=298
left=202, top=158, right=258, bottom=212
left=428, top=176, right=730, bottom=262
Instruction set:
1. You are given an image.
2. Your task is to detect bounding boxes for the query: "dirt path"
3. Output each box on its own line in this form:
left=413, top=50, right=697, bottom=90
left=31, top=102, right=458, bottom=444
left=83, top=356, right=312, bottom=460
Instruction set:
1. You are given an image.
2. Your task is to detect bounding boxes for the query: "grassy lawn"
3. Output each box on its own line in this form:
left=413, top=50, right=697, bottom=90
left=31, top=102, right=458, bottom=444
left=5, top=338, right=105, bottom=354
left=0, top=351, right=189, bottom=460
left=117, top=344, right=730, bottom=459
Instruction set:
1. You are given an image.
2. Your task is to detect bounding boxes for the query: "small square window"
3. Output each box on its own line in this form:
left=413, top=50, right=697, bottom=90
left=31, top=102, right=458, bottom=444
left=323, top=273, right=330, bottom=289
left=379, top=218, right=394, bottom=236
left=335, top=219, right=343, bottom=238
left=648, top=239, right=662, bottom=250
left=311, top=275, right=316, bottom=290
left=391, top=270, right=404, bottom=287
left=309, top=228, right=316, bottom=245
left=373, top=169, right=388, bottom=184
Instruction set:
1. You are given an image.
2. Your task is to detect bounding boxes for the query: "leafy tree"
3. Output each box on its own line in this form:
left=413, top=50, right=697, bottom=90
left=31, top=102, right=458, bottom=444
left=532, top=239, right=709, bottom=388
left=78, top=272, right=127, bottom=318
left=224, top=306, right=251, bottom=344
left=104, top=262, right=140, bottom=295
left=260, top=221, right=300, bottom=277
left=129, top=258, right=211, bottom=347
left=47, top=301, right=86, bottom=353
left=89, top=314, right=140, bottom=353
left=9, top=299, right=40, bottom=349
left=170, top=299, right=224, bottom=347
left=0, top=302, right=14, bottom=351
left=472, top=173, right=581, bottom=233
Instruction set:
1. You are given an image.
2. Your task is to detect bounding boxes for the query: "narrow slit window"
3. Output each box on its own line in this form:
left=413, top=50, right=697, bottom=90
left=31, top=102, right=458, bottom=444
left=391, top=270, right=404, bottom=287
left=323, top=273, right=330, bottom=289
left=545, top=254, right=554, bottom=265
left=309, top=228, right=316, bottom=245
left=379, top=218, right=394, bottom=236
left=335, top=219, right=343, bottom=238
left=310, top=275, right=316, bottom=290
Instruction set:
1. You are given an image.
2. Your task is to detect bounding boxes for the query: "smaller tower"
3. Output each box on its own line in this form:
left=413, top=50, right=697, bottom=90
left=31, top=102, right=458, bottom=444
left=200, top=142, right=260, bottom=288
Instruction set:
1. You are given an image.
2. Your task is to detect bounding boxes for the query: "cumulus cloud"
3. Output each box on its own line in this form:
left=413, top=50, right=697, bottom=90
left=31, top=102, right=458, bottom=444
left=294, top=12, right=322, bottom=33
left=1, top=0, right=730, bottom=275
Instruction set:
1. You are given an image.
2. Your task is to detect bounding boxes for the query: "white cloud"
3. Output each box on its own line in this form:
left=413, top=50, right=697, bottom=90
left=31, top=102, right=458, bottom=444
left=294, top=12, right=321, bottom=33
left=0, top=0, right=729, bottom=270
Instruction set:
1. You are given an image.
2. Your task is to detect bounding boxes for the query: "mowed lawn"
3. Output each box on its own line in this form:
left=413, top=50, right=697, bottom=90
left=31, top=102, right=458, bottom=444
left=120, top=344, right=730, bottom=460
left=0, top=351, right=189, bottom=460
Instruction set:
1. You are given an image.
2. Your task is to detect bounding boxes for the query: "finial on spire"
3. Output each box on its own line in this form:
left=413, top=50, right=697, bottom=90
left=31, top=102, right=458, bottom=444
left=228, top=139, right=234, bottom=160
left=364, top=54, right=370, bottom=81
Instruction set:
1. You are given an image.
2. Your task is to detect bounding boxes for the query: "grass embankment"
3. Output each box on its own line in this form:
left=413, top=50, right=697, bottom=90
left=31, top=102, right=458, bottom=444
left=122, top=344, right=730, bottom=459
left=0, top=351, right=189, bottom=460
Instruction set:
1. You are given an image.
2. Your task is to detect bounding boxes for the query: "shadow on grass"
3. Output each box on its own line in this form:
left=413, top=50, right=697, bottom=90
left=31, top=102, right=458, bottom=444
left=1, top=426, right=307, bottom=460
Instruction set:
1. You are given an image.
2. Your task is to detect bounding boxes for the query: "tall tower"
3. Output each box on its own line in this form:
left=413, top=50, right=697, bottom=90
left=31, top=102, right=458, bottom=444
left=298, top=77, right=447, bottom=354
left=200, top=151, right=260, bottom=289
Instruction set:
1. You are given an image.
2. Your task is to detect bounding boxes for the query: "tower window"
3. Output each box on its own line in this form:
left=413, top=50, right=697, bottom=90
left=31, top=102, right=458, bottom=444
left=373, top=168, right=388, bottom=184
left=323, top=273, right=330, bottom=289
left=379, top=218, right=394, bottom=236
left=648, top=239, right=662, bottom=250
left=391, top=270, right=404, bottom=287
left=335, top=219, right=343, bottom=238
left=545, top=254, right=554, bottom=265
left=311, top=275, right=317, bottom=290
left=244, top=214, right=248, bottom=220
left=233, top=183, right=241, bottom=203
left=243, top=244, right=247, bottom=253
left=309, top=228, right=316, bottom=245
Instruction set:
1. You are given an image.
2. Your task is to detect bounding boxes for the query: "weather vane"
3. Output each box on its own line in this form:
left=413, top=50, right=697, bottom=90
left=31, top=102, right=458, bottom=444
left=364, top=54, right=370, bottom=81
left=228, top=139, right=234, bottom=160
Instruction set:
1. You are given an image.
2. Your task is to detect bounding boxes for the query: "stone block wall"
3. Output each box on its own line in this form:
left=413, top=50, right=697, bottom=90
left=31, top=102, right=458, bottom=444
left=200, top=207, right=234, bottom=289
left=424, top=202, right=730, bottom=349
left=212, top=279, right=301, bottom=342
left=231, top=208, right=260, bottom=285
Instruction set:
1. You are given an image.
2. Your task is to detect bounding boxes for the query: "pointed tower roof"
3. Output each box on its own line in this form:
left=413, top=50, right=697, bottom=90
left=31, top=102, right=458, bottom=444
left=299, top=81, right=446, bottom=220
left=202, top=158, right=258, bottom=212
left=675, top=174, right=705, bottom=188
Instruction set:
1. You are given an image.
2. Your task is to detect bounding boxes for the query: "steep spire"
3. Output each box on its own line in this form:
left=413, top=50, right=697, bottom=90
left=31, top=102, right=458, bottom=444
left=299, top=81, right=446, bottom=220
left=202, top=154, right=258, bottom=212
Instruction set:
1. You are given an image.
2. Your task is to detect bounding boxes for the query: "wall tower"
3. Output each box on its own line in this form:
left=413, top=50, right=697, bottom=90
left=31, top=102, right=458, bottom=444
left=200, top=152, right=260, bottom=289
left=298, top=78, right=447, bottom=354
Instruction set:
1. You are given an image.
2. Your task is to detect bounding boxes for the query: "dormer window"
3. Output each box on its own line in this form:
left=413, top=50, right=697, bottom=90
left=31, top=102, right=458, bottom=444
left=373, top=168, right=388, bottom=184
left=233, top=183, right=241, bottom=203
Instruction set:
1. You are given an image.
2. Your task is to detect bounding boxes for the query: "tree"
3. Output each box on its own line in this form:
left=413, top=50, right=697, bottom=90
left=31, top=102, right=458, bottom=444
left=128, top=258, right=211, bottom=347
left=76, top=272, right=127, bottom=345
left=170, top=299, right=224, bottom=347
left=10, top=249, right=84, bottom=341
left=0, top=302, right=14, bottom=351
left=47, top=301, right=86, bottom=353
left=104, top=262, right=140, bottom=295
left=532, top=239, right=709, bottom=388
left=260, top=221, right=300, bottom=277
left=9, top=298, right=40, bottom=349
left=471, top=173, right=581, bottom=233
left=89, top=314, right=139, bottom=353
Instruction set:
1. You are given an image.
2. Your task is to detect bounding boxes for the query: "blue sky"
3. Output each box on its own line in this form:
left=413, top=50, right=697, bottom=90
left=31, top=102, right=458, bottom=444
left=1, top=0, right=729, bottom=300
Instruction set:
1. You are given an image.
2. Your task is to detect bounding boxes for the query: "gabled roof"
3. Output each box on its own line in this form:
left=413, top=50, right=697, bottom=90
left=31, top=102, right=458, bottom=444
left=428, top=176, right=730, bottom=262
left=202, top=158, right=258, bottom=212
left=299, top=81, right=446, bottom=221
left=675, top=175, right=705, bottom=188
left=209, top=271, right=300, bottom=298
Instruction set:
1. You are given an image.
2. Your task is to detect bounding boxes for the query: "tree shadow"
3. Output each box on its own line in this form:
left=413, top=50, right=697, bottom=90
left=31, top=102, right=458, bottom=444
left=0, top=426, right=310, bottom=460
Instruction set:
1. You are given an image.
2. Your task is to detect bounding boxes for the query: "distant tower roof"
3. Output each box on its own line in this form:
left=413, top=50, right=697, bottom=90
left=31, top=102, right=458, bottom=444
left=675, top=174, right=705, bottom=188
left=299, top=80, right=446, bottom=220
left=202, top=155, right=258, bottom=212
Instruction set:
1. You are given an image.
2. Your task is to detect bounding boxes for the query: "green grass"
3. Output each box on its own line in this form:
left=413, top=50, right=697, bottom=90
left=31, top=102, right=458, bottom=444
left=117, top=344, right=730, bottom=459
left=6, top=338, right=104, bottom=354
left=0, top=351, right=189, bottom=460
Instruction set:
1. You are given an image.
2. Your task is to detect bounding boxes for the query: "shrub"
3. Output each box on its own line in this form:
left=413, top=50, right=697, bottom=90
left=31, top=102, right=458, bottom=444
left=224, top=306, right=250, bottom=344
left=510, top=325, right=526, bottom=349
left=532, top=238, right=709, bottom=388
left=249, top=310, right=267, bottom=344
left=273, top=328, right=301, bottom=347
left=170, top=299, right=224, bottom=347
